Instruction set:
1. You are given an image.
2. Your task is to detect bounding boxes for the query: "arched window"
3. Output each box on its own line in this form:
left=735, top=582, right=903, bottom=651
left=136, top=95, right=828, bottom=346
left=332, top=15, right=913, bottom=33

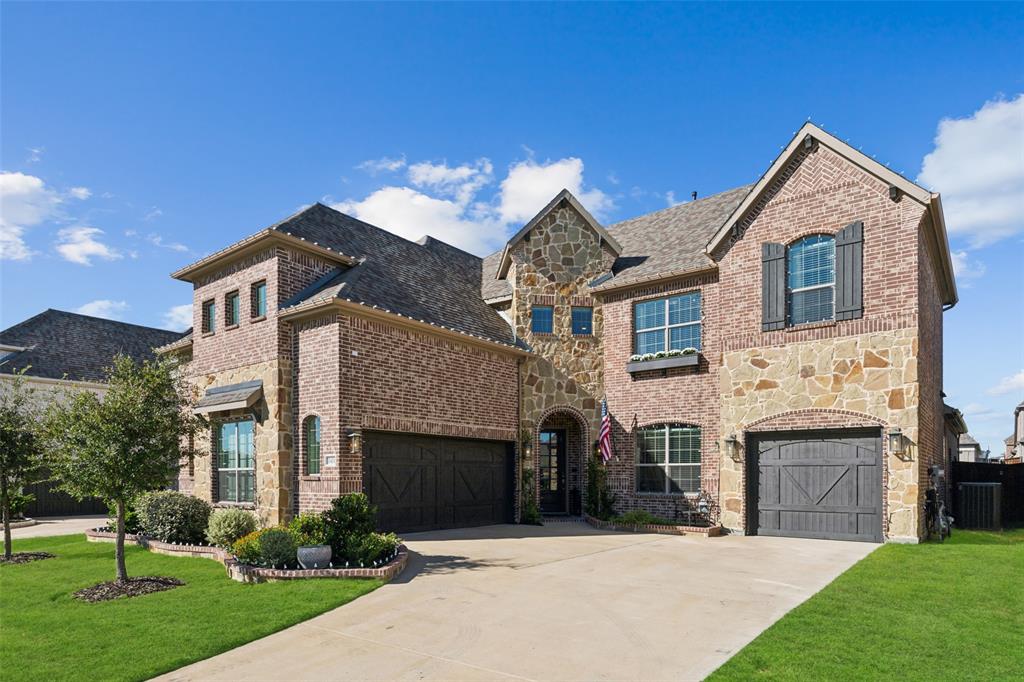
left=304, top=416, right=321, bottom=475
left=787, top=234, right=835, bottom=325
left=636, top=424, right=701, bottom=494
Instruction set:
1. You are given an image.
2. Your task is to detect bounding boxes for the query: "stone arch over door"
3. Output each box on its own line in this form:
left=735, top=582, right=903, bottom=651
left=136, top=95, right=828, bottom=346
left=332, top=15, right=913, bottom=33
left=535, top=406, right=591, bottom=515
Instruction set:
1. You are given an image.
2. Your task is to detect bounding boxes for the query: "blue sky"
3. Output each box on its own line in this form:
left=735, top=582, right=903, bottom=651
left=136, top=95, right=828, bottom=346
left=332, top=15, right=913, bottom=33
left=2, top=2, right=1022, bottom=453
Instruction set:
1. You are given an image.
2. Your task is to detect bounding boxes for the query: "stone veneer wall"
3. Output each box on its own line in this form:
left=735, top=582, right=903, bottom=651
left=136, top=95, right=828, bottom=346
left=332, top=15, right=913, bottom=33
left=508, top=201, right=617, bottom=510
left=718, top=327, right=919, bottom=539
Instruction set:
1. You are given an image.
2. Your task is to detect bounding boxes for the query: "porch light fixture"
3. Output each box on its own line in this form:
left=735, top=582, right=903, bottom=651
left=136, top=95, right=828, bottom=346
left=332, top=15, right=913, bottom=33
left=724, top=434, right=741, bottom=462
left=346, top=430, right=362, bottom=453
left=888, top=427, right=907, bottom=458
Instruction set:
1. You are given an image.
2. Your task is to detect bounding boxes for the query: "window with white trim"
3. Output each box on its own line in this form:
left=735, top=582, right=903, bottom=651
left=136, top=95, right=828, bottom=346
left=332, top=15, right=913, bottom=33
left=633, top=292, right=701, bottom=355
left=787, top=235, right=835, bottom=325
left=636, top=424, right=701, bottom=494
left=216, top=420, right=255, bottom=503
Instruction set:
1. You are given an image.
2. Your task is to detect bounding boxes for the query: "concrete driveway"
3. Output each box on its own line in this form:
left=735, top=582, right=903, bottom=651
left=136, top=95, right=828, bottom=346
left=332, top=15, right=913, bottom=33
left=161, top=522, right=875, bottom=682
left=10, top=515, right=106, bottom=539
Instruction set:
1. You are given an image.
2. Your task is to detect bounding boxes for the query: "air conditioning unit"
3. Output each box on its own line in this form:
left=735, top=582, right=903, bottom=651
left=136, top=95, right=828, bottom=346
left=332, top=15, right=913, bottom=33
left=957, top=482, right=1002, bottom=530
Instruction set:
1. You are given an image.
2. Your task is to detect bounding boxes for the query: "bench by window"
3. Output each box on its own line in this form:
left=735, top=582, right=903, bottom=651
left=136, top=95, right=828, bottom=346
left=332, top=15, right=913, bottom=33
left=636, top=424, right=701, bottom=494
left=633, top=292, right=701, bottom=355
left=217, top=420, right=255, bottom=503
left=531, top=305, right=553, bottom=334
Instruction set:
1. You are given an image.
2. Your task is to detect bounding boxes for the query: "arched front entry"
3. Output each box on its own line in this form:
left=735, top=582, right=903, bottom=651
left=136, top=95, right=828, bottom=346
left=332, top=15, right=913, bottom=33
left=536, top=408, right=589, bottom=515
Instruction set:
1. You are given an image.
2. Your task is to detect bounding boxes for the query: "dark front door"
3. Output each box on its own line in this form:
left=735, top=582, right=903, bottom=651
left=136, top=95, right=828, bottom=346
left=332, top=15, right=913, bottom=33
left=362, top=432, right=513, bottom=533
left=539, top=429, right=566, bottom=513
left=748, top=429, right=882, bottom=542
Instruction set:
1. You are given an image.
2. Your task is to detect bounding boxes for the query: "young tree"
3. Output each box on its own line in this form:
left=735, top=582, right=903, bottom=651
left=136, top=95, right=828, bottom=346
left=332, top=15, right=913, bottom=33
left=42, top=355, right=198, bottom=582
left=0, top=369, right=45, bottom=560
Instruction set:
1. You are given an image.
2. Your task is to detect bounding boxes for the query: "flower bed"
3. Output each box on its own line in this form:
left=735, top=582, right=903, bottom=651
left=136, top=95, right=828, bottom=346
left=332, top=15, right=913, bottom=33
left=85, top=526, right=408, bottom=583
left=585, top=514, right=723, bottom=537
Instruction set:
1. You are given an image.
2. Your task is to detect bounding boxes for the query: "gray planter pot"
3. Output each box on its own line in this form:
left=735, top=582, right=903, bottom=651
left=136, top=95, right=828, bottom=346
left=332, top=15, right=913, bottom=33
left=297, top=544, right=332, bottom=569
left=626, top=353, right=699, bottom=374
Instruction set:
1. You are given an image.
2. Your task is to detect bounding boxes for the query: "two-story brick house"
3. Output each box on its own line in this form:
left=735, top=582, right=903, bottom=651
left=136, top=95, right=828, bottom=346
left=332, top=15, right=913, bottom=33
left=163, top=122, right=956, bottom=543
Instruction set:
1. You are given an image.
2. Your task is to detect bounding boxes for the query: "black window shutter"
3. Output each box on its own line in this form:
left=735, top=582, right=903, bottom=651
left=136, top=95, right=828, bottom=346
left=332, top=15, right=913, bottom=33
left=762, top=242, right=786, bottom=331
left=835, top=220, right=864, bottom=321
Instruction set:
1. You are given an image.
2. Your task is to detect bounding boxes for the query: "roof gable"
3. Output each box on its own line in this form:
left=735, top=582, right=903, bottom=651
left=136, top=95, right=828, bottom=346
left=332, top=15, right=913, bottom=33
left=705, top=122, right=957, bottom=306
left=495, top=189, right=621, bottom=279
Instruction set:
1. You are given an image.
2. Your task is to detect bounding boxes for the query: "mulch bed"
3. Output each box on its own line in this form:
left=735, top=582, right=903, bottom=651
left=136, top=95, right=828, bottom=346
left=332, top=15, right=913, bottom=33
left=73, top=576, right=185, bottom=602
left=0, top=552, right=55, bottom=565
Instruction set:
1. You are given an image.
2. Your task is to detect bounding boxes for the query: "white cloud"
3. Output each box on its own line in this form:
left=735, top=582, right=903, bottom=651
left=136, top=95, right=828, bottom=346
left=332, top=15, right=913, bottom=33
left=147, top=233, right=188, bottom=252
left=949, top=250, right=986, bottom=283
left=665, top=191, right=680, bottom=207
left=162, top=303, right=193, bottom=331
left=0, top=171, right=62, bottom=261
left=357, top=155, right=406, bottom=175
left=988, top=370, right=1024, bottom=396
left=918, top=94, right=1024, bottom=248
left=498, top=157, right=613, bottom=224
left=144, top=207, right=163, bottom=221
left=56, top=226, right=121, bottom=265
left=69, top=186, right=92, bottom=200
left=26, top=147, right=43, bottom=164
left=962, top=402, right=1002, bottom=421
left=76, top=299, right=129, bottom=320
left=333, top=154, right=613, bottom=255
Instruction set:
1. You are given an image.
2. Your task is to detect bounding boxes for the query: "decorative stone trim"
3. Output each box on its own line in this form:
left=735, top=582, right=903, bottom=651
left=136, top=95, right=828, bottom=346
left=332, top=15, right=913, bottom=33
left=84, top=527, right=408, bottom=584
left=225, top=546, right=408, bottom=583
left=585, top=514, right=723, bottom=537
left=8, top=518, right=37, bottom=529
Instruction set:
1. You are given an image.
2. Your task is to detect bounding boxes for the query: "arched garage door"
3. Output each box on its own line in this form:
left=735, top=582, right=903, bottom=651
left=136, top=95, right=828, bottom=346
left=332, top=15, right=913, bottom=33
left=363, top=432, right=514, bottom=533
left=747, top=429, right=882, bottom=542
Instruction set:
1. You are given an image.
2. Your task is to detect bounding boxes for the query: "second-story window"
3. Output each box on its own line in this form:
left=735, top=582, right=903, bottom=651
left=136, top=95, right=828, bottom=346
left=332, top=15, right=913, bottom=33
left=202, top=299, right=216, bottom=334
left=571, top=307, right=593, bottom=335
left=251, top=281, right=267, bottom=318
left=225, top=291, right=240, bottom=327
left=787, top=235, right=835, bottom=326
left=531, top=305, right=554, bottom=334
left=633, top=292, right=701, bottom=355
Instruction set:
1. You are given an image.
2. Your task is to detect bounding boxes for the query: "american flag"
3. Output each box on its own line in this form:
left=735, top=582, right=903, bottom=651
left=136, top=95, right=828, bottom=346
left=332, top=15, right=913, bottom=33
left=599, top=399, right=613, bottom=464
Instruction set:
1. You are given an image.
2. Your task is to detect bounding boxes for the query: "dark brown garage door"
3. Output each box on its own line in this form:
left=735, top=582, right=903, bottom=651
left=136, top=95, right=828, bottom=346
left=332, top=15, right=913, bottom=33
left=748, top=429, right=882, bottom=542
left=362, top=432, right=514, bottom=533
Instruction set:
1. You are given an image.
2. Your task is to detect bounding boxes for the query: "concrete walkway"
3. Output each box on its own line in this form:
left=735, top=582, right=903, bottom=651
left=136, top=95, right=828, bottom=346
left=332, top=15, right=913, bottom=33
left=10, top=515, right=106, bottom=539
left=160, top=523, right=876, bottom=682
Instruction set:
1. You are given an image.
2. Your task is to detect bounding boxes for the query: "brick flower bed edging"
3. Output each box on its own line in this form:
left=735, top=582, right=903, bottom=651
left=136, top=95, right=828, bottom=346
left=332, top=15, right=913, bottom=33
left=585, top=514, right=723, bottom=537
left=225, top=546, right=409, bottom=583
left=9, top=518, right=37, bottom=529
left=84, top=526, right=409, bottom=583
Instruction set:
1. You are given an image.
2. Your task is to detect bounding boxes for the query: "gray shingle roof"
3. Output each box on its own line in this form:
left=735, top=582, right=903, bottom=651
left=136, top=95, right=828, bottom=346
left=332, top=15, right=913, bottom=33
left=274, top=204, right=518, bottom=347
left=0, top=309, right=185, bottom=383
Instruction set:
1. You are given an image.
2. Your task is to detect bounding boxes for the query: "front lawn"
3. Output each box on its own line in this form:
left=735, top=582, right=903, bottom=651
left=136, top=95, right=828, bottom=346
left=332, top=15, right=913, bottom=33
left=0, top=534, right=381, bottom=681
left=710, top=529, right=1024, bottom=681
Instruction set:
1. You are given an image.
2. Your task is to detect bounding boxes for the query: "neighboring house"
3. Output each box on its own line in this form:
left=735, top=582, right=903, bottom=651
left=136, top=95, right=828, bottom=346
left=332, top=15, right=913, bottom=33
left=163, top=122, right=957, bottom=543
left=957, top=434, right=984, bottom=463
left=1005, top=401, right=1024, bottom=464
left=0, top=309, right=184, bottom=516
left=942, top=404, right=967, bottom=506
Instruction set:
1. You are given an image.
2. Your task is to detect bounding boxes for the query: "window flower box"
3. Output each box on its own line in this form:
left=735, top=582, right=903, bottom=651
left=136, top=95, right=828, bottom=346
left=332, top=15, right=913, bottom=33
left=627, top=348, right=699, bottom=373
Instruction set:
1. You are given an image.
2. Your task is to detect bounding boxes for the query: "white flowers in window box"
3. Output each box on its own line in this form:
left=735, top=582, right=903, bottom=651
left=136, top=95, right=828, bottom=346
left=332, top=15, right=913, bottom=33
left=626, top=348, right=700, bottom=373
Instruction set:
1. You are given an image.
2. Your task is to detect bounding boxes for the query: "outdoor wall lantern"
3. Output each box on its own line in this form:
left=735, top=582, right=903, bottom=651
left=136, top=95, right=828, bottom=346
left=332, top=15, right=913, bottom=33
left=347, top=429, right=362, bottom=454
left=888, top=427, right=908, bottom=458
left=724, top=434, right=741, bottom=462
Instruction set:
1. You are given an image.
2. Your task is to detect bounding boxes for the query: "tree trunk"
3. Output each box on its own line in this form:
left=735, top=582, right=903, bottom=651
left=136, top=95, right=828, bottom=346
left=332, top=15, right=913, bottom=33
left=1, top=476, right=11, bottom=561
left=115, top=498, right=128, bottom=583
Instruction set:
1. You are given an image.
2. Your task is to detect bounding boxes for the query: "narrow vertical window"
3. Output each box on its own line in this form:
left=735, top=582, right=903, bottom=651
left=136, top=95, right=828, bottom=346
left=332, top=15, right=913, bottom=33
left=531, top=305, right=554, bottom=334
left=571, top=307, right=593, bottom=335
left=225, top=291, right=240, bottom=327
left=216, top=420, right=255, bottom=503
left=251, top=281, right=267, bottom=318
left=304, top=416, right=321, bottom=475
left=202, top=299, right=216, bottom=334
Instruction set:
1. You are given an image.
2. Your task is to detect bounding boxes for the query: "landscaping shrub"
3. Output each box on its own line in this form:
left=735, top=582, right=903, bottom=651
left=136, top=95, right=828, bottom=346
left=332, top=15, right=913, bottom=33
left=354, top=532, right=400, bottom=565
left=616, top=510, right=663, bottom=526
left=289, top=512, right=328, bottom=547
left=108, top=498, right=141, bottom=534
left=323, top=493, right=377, bottom=560
left=136, top=491, right=211, bottom=544
left=232, top=530, right=262, bottom=565
left=206, top=508, right=258, bottom=548
left=585, top=455, right=616, bottom=521
left=9, top=491, right=33, bottom=520
left=257, top=527, right=296, bottom=568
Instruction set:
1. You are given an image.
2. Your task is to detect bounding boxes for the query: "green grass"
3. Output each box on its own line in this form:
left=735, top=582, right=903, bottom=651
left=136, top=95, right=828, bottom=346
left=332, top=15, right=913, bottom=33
left=710, top=529, right=1024, bottom=681
left=0, top=534, right=381, bottom=681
